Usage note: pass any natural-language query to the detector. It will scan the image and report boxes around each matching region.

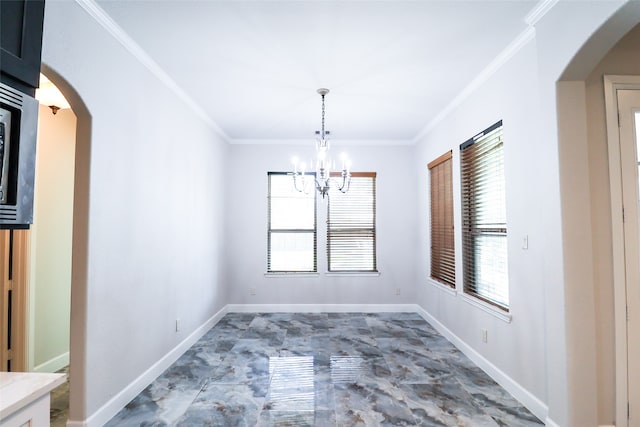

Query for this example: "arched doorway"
[556,6,640,426]
[37,64,92,426]
[31,72,76,426]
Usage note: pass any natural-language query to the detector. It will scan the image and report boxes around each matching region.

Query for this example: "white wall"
[415,38,547,405]
[540,2,639,425]
[557,22,640,425]
[35,0,640,425]
[41,1,229,424]
[585,25,640,423]
[30,105,76,373]
[413,1,635,426]
[226,143,417,306]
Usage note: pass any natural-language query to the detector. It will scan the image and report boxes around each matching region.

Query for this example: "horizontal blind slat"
[429,153,455,287]
[460,123,509,310]
[328,174,377,272]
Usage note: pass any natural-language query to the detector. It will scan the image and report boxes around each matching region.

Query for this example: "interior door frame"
[1,229,29,372]
[604,75,640,427]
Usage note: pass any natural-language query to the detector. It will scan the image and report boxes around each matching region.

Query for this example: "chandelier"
[291,88,351,199]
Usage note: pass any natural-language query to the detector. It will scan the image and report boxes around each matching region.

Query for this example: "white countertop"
[0,372,66,420]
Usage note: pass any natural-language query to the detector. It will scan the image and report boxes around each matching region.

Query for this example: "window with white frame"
[327,172,377,272]
[267,172,316,272]
[460,121,509,310]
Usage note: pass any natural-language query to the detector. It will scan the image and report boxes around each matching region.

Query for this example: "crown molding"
[230,138,415,146]
[413,0,559,143]
[525,0,560,26]
[75,0,559,147]
[74,0,230,142]
[412,26,535,143]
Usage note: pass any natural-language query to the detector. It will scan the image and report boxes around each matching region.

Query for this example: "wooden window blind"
[267,172,317,272]
[327,172,377,272]
[428,151,455,287]
[460,121,509,310]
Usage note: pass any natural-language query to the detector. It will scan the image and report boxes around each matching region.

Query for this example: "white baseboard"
[541,419,612,427]
[414,305,549,423]
[33,351,69,373]
[73,305,229,427]
[545,417,561,427]
[226,303,417,313]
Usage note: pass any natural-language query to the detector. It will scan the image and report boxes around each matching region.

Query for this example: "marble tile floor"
[103,312,543,426]
[50,365,69,427]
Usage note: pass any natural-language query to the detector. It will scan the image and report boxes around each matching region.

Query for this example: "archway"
[28,72,77,426]
[38,64,92,426]
[556,4,640,426]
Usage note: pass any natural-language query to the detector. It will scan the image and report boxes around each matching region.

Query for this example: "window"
[267,172,316,272]
[327,172,377,272]
[428,151,455,288]
[460,121,509,310]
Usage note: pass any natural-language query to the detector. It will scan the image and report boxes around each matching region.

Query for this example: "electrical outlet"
[249,287,256,296]
[395,288,401,296]
[175,319,180,332]
[482,329,488,343]
[522,235,529,250]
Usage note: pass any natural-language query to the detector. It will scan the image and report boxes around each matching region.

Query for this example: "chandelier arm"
[292,172,311,194]
[336,172,351,193]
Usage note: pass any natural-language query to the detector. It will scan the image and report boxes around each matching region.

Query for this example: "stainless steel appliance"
[0,82,38,228]
[0,107,11,204]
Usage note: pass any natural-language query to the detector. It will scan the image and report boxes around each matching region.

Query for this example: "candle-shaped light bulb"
[318,150,326,170]
[346,159,352,172]
[301,162,306,175]
[341,152,347,170]
[292,156,299,173]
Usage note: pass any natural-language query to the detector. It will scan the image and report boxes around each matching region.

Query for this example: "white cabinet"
[0,372,65,427]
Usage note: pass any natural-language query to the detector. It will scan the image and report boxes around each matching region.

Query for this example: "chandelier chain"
[321,93,325,138]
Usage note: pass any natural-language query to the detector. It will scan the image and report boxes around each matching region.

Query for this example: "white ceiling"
[95,0,539,144]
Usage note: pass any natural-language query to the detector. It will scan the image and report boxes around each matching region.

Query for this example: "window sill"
[460,293,512,323]
[427,278,457,296]
[264,272,320,278]
[325,271,381,277]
